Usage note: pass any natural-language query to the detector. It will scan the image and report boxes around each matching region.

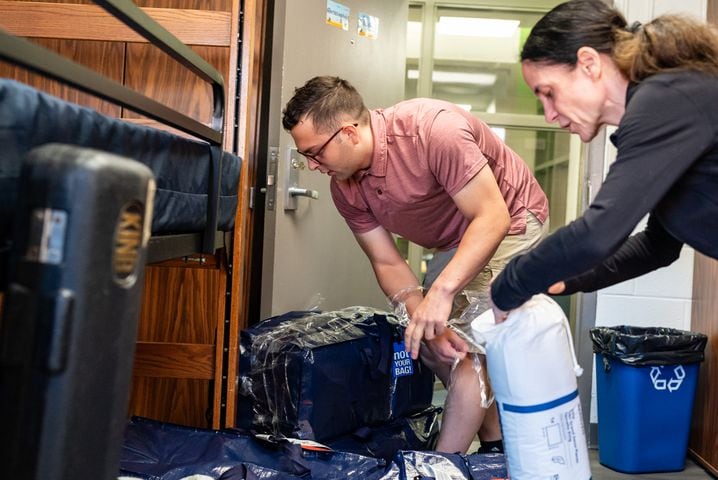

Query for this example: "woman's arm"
[491,76,713,310]
[561,214,682,294]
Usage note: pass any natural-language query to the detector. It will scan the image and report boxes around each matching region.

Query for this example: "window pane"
[502,126,572,232]
[405,4,423,99]
[429,7,545,115]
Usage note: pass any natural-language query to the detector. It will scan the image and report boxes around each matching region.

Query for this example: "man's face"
[290,116,361,181]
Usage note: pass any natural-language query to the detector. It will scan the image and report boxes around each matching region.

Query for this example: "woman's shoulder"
[636,70,717,98]
[627,70,718,115]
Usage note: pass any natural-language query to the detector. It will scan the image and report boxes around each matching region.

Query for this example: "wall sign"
[326,0,349,31]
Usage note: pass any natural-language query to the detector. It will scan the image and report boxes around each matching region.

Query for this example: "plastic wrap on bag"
[389,451,507,480]
[389,288,495,409]
[236,307,435,441]
[590,325,708,366]
[325,405,441,462]
[119,416,388,480]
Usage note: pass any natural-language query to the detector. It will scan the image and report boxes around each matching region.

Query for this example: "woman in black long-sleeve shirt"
[491,0,718,315]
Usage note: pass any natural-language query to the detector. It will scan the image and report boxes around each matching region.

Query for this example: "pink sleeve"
[330,179,380,234]
[424,110,487,196]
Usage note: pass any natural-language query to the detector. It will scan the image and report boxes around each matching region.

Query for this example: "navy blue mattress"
[0,79,240,237]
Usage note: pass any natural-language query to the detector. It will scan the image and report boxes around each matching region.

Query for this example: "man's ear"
[576,46,602,79]
[344,123,361,145]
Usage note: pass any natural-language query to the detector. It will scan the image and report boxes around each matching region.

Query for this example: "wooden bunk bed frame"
[0,0,259,430]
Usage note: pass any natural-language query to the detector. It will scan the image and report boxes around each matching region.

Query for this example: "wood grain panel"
[0,39,124,116]
[138,264,223,344]
[138,0,231,11]
[688,252,718,476]
[134,341,215,379]
[226,0,267,428]
[128,377,211,427]
[123,43,229,125]
[133,259,227,428]
[19,0,91,4]
[0,2,231,46]
[15,0,231,9]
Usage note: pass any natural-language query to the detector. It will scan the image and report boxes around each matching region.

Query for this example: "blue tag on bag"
[392,341,414,378]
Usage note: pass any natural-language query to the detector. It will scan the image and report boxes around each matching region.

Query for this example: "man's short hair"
[282,76,367,132]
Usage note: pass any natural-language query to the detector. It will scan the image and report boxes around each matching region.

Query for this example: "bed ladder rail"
[0,0,225,255]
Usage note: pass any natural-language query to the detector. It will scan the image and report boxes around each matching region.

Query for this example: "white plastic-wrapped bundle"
[472,295,591,480]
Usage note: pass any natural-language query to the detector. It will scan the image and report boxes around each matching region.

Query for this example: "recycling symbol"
[650,365,685,392]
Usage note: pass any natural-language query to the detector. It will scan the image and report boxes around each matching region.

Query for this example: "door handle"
[288,187,319,199]
[285,148,320,210]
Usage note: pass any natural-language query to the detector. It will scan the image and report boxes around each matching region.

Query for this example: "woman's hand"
[491,304,509,324]
[547,281,566,295]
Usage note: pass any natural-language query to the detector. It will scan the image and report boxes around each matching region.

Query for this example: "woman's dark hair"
[522,0,718,81]
[282,76,368,133]
[521,0,625,66]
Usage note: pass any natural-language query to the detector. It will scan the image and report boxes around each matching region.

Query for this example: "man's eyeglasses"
[297,123,358,162]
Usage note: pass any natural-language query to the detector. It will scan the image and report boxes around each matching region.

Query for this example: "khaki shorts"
[423,211,549,348]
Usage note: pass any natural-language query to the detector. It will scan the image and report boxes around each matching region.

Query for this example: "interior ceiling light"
[437,17,520,38]
[406,69,496,86]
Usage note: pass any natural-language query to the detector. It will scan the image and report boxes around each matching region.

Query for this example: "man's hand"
[423,330,469,364]
[404,288,453,359]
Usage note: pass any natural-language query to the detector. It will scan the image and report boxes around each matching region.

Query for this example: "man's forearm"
[372,261,423,314]
[430,213,508,298]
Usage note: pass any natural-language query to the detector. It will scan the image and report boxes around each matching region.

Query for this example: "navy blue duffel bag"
[119,416,388,480]
[324,405,441,462]
[236,307,435,442]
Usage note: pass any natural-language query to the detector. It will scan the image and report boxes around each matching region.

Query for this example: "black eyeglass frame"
[296,123,359,162]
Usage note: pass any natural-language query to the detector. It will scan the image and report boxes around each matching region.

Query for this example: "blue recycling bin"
[592,326,707,474]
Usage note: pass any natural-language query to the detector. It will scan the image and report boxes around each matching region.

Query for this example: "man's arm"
[355,225,475,363]
[404,165,510,359]
[354,225,424,313]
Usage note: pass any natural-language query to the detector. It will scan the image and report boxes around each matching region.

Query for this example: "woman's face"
[522,60,607,142]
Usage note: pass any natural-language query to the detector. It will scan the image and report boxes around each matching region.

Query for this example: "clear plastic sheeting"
[236,307,435,442]
[590,325,708,366]
[119,417,508,480]
[325,405,441,462]
[389,289,495,410]
[386,451,508,480]
[388,287,492,353]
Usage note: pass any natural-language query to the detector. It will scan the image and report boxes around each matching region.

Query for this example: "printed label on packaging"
[392,341,414,378]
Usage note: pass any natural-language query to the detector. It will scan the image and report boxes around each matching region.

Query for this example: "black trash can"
[590,326,707,474]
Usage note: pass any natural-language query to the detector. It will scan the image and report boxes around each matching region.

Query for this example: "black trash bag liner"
[324,405,441,462]
[119,416,387,480]
[590,325,707,366]
[388,451,507,480]
[237,307,435,441]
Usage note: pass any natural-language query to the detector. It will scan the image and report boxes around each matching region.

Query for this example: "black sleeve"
[491,79,713,311]
[561,214,683,294]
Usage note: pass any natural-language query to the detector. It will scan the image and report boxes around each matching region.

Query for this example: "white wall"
[589,0,706,423]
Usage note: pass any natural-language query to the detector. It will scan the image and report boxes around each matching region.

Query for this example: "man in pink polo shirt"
[282,76,549,454]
